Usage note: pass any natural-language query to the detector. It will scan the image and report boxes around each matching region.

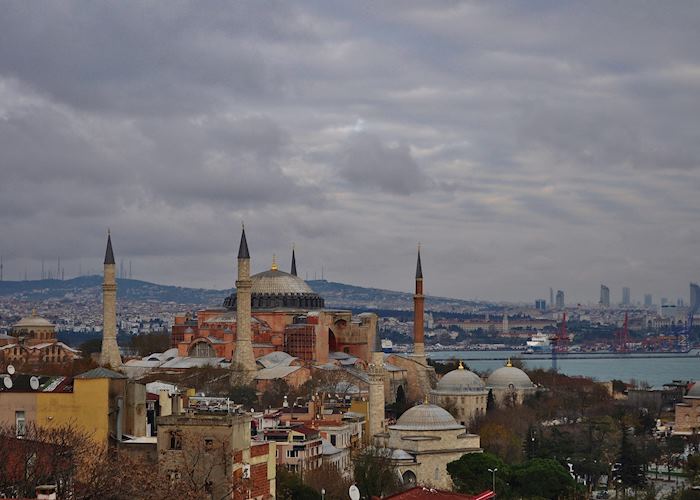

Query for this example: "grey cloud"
[1,1,700,302]
[335,132,430,195]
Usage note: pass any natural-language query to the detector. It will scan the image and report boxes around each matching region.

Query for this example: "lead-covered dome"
[390,403,464,431]
[686,383,700,399]
[433,364,486,394]
[13,313,54,329]
[487,364,534,389]
[223,268,324,310]
[251,269,315,295]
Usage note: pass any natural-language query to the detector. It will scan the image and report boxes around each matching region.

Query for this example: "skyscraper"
[600,285,610,307]
[691,283,700,314]
[644,294,652,307]
[550,288,554,310]
[622,287,630,306]
[555,290,565,309]
[535,299,546,311]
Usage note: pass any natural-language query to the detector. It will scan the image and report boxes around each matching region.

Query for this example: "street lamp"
[321,488,325,500]
[488,468,498,493]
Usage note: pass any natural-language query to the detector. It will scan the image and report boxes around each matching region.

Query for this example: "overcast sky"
[1,1,699,304]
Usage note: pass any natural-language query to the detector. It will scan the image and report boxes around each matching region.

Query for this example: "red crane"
[615,312,629,352]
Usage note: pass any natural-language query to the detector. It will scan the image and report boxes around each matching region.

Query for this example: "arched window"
[190,341,215,358]
[402,470,417,486]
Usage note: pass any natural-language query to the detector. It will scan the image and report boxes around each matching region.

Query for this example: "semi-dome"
[487,362,534,389]
[433,363,486,394]
[390,403,464,431]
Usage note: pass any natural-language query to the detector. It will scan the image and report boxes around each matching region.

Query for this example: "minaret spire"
[100,230,122,368]
[104,230,115,265]
[290,245,297,276]
[238,223,250,259]
[415,243,423,279]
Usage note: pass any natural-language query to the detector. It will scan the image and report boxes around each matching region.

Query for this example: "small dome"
[390,403,464,431]
[687,383,700,399]
[487,365,534,389]
[251,269,315,295]
[13,314,54,329]
[434,364,486,394]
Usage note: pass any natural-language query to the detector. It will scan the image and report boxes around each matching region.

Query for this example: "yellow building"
[0,367,146,446]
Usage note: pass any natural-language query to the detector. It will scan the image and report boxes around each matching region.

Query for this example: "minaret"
[232,226,256,378]
[290,245,297,276]
[100,231,122,368]
[413,245,425,359]
[368,327,385,441]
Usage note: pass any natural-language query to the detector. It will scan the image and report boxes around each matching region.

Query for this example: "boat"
[381,339,394,353]
[524,332,553,353]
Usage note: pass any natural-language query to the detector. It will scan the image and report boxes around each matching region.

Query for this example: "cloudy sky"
[1,1,699,304]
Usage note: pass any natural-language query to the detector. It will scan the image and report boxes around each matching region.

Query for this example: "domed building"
[0,311,79,368]
[171,238,378,369]
[486,359,537,406]
[429,362,488,425]
[383,402,482,489]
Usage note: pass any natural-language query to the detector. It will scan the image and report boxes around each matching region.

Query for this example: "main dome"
[223,268,324,310]
[390,403,464,431]
[251,269,315,295]
[433,365,486,394]
[487,366,534,389]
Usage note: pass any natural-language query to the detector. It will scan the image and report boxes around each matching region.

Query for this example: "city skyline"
[1,2,700,303]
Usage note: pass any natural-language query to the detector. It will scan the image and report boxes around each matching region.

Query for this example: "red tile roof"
[379,487,495,500]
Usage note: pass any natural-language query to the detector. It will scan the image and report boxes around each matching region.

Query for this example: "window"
[16,411,26,437]
[169,430,182,450]
[204,438,214,451]
[330,435,336,446]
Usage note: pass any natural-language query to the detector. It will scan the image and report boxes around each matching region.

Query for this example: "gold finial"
[458,360,464,370]
[423,394,429,405]
[271,254,278,271]
[32,308,37,316]
[506,358,513,368]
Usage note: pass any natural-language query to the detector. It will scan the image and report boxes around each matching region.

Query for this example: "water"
[428,350,700,387]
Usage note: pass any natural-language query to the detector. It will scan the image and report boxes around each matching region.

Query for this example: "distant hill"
[0,276,481,312]
[0,276,230,305]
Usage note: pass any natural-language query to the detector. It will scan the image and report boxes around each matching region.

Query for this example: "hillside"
[0,276,480,312]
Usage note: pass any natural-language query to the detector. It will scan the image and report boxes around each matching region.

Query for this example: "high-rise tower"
[368,326,385,440]
[232,226,256,378]
[100,231,122,367]
[413,246,425,359]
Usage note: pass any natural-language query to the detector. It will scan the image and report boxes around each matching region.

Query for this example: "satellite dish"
[30,377,40,391]
[6,365,15,375]
[349,485,360,500]
[2,377,12,389]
